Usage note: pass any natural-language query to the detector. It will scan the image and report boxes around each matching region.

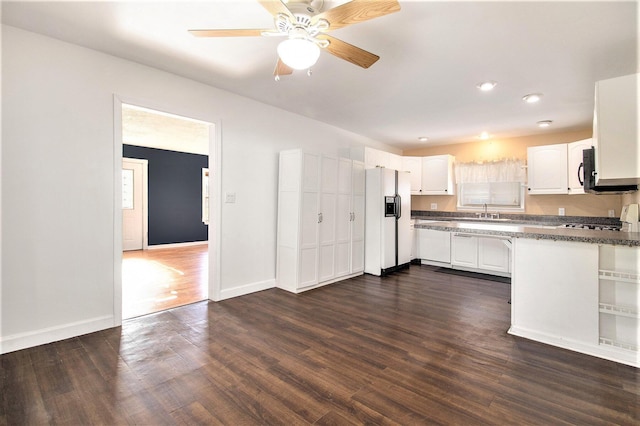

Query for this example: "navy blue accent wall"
[123,145,208,246]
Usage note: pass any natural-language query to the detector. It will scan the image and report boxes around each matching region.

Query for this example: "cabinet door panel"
[299,247,318,287]
[418,229,451,263]
[351,240,365,273]
[335,242,350,277]
[300,192,319,248]
[478,238,510,273]
[352,194,365,243]
[527,144,568,194]
[319,193,336,245]
[451,234,478,268]
[318,244,335,282]
[302,152,320,192]
[402,157,423,194]
[421,155,454,195]
[338,158,352,194]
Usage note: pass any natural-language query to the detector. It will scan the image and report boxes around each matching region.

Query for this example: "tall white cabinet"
[335,158,365,278]
[277,150,364,293]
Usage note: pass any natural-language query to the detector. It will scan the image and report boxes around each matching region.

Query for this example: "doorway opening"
[120,103,212,319]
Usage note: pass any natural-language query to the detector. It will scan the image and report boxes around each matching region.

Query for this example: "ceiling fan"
[189,0,401,78]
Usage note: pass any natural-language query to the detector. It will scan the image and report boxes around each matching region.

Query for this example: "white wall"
[0,25,393,353]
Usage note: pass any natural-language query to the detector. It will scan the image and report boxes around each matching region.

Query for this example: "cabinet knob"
[528,188,531,191]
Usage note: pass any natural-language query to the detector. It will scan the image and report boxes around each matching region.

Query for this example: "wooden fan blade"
[314,0,400,31]
[258,0,293,18]
[189,29,270,37]
[317,34,379,69]
[274,58,294,76]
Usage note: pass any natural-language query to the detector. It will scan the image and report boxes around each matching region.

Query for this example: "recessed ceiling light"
[418,136,429,142]
[478,131,491,140]
[523,93,543,103]
[537,120,553,128]
[477,81,497,91]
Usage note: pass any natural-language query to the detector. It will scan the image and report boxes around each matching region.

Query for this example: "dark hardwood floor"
[2,265,638,425]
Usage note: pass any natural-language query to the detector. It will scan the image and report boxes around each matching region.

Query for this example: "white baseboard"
[217,278,276,301]
[278,272,364,294]
[508,326,639,368]
[147,240,208,250]
[0,315,115,355]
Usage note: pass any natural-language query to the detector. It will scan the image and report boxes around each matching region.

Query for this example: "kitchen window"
[457,181,524,210]
[455,159,526,211]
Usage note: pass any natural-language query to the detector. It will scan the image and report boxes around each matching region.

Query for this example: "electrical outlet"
[430,203,438,210]
[225,192,236,203]
[608,209,616,217]
[558,207,565,216]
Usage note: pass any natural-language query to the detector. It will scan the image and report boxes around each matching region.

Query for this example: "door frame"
[122,157,149,251]
[113,94,222,326]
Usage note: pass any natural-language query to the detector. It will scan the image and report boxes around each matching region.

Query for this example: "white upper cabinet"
[421,154,455,195]
[402,156,423,194]
[350,146,390,169]
[567,138,592,194]
[527,144,569,194]
[388,153,403,171]
[593,73,640,185]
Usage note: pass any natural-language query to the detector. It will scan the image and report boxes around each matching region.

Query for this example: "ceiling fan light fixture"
[537,120,553,128]
[418,137,429,142]
[277,38,320,70]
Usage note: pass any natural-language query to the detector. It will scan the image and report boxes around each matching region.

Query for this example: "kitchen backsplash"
[411,192,624,218]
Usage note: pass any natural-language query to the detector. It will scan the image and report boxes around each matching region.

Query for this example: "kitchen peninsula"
[414,214,640,368]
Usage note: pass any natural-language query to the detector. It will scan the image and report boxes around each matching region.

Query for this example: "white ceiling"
[2,1,638,150]
[122,104,210,155]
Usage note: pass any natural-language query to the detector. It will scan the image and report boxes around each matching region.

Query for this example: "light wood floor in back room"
[122,244,208,319]
[1,265,638,424]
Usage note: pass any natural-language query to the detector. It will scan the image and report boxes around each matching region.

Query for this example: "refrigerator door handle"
[395,195,401,219]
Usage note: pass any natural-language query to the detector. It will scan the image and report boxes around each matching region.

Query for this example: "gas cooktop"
[558,223,621,231]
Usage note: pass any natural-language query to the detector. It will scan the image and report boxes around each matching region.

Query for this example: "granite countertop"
[414,220,640,247]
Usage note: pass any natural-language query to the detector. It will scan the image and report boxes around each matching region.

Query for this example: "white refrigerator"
[364,168,411,276]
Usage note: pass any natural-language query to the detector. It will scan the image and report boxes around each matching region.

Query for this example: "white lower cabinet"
[478,237,511,274]
[511,239,599,350]
[417,229,451,266]
[509,239,640,368]
[451,234,478,269]
[450,233,510,276]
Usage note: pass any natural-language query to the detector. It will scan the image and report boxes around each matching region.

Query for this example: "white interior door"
[122,158,148,251]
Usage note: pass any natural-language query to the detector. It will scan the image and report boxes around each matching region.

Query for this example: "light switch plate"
[558,207,565,216]
[225,192,236,203]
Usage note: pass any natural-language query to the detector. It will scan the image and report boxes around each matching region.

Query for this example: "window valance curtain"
[454,159,526,184]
